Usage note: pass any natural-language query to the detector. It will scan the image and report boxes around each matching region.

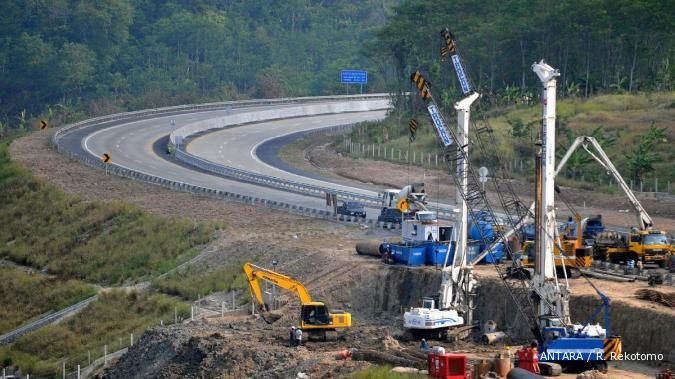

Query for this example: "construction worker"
[295,327,303,347]
[289,326,296,347]
[420,338,429,352]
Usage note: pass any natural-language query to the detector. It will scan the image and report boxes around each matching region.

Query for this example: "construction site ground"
[9,131,674,378]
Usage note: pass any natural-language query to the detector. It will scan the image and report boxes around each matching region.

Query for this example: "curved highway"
[186,111,385,195]
[61,99,395,218]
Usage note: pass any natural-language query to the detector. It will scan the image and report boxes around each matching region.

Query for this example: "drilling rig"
[405,29,621,371]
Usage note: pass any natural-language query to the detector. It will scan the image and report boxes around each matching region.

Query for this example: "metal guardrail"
[54,148,342,220]
[50,94,457,226]
[0,295,98,346]
[173,130,459,219]
[173,130,383,206]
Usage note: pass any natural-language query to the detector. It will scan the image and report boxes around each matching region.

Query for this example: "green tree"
[624,124,667,186]
[56,43,96,95]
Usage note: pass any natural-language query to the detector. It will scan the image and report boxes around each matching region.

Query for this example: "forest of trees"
[1,0,673,131]
[0,0,395,129]
[370,0,674,108]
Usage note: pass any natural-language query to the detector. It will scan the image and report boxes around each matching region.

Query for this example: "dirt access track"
[10,132,675,378]
[281,134,675,232]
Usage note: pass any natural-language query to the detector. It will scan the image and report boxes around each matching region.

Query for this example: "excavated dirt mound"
[100,319,395,379]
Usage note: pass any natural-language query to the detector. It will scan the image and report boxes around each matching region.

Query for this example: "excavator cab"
[300,302,331,325]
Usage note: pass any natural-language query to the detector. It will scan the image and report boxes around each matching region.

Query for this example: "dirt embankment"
[99,264,672,378]
[283,135,675,231]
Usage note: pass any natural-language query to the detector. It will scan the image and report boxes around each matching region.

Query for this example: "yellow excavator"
[243,263,352,340]
[522,213,594,278]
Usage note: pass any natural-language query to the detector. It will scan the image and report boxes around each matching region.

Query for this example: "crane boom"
[244,263,313,310]
[556,136,653,230]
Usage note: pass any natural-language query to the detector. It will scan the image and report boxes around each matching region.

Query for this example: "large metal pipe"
[355,240,384,257]
[481,331,508,344]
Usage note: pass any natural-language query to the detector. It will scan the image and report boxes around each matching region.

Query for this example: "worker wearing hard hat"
[289,326,296,347]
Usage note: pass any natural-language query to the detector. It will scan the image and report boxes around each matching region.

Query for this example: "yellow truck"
[556,136,671,267]
[243,263,352,340]
[594,229,671,267]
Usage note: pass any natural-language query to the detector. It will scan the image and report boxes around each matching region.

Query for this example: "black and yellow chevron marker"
[410,71,431,100]
[101,152,112,163]
[440,28,457,58]
[408,119,418,142]
[603,337,622,360]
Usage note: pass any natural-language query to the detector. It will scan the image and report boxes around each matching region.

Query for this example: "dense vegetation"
[370,0,674,109]
[0,268,95,334]
[0,290,190,377]
[0,0,395,131]
[0,135,218,285]
[339,92,674,190]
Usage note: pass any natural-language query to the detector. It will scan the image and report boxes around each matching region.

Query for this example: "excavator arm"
[243,262,313,312]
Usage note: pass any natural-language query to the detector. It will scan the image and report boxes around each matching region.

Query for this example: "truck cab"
[629,230,670,266]
[401,211,454,243]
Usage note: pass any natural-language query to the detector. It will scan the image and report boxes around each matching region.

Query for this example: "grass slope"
[339,92,674,190]
[152,262,248,301]
[0,134,218,285]
[0,267,95,334]
[0,290,190,377]
[0,132,219,377]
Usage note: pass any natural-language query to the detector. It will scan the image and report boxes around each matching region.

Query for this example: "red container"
[428,353,466,379]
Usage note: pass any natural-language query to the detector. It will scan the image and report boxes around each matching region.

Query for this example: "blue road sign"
[340,70,368,84]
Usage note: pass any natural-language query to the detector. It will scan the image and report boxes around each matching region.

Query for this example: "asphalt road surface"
[186,111,386,195]
[65,100,394,218]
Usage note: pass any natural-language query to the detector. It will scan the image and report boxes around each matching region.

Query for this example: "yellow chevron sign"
[410,71,431,100]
